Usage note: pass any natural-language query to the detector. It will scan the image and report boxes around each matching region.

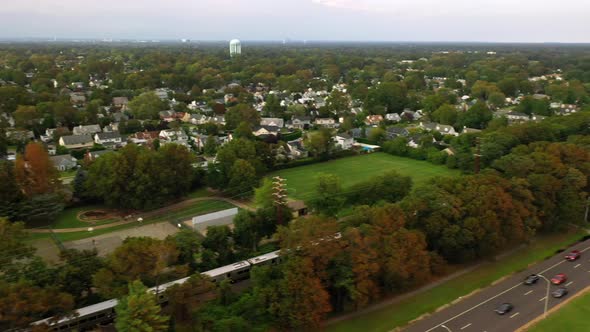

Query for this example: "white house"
[314,118,337,128]
[94,132,122,145]
[252,126,279,137]
[260,117,285,128]
[385,113,402,122]
[334,133,354,150]
[159,129,189,142]
[73,124,101,136]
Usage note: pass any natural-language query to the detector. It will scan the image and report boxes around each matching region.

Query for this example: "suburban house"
[159,110,184,122]
[252,125,279,137]
[85,150,111,161]
[531,114,547,122]
[102,123,119,132]
[420,122,458,136]
[73,124,101,136]
[112,97,129,110]
[556,104,579,116]
[159,130,190,147]
[407,134,433,149]
[210,115,226,126]
[59,135,94,149]
[334,133,354,150]
[129,131,160,145]
[50,155,78,171]
[70,92,86,106]
[260,117,285,128]
[182,113,210,125]
[506,111,530,122]
[288,116,311,130]
[385,113,402,122]
[154,88,170,100]
[314,118,337,128]
[461,126,481,134]
[94,132,123,146]
[365,115,384,126]
[6,129,34,142]
[386,127,409,139]
[41,127,70,142]
[286,138,309,159]
[401,109,423,121]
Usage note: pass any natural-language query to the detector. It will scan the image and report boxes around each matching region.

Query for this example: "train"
[31,250,281,331]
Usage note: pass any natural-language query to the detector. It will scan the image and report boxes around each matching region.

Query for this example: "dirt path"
[28,196,254,233]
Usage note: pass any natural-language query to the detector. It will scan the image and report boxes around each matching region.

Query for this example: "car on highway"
[552,287,568,298]
[523,274,540,285]
[565,250,581,261]
[494,303,514,315]
[551,273,567,285]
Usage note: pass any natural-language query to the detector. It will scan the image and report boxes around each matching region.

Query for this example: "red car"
[551,273,567,285]
[565,250,581,261]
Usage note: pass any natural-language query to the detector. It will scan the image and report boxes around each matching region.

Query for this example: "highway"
[403,238,590,332]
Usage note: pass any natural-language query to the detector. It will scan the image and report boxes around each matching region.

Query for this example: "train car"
[31,299,118,331]
[148,276,191,303]
[247,250,281,267]
[202,260,251,283]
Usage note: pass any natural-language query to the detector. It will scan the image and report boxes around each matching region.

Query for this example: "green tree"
[93,237,179,298]
[203,135,218,156]
[457,101,493,129]
[115,280,169,332]
[431,104,458,125]
[225,104,260,130]
[304,128,334,159]
[227,159,258,197]
[0,218,34,269]
[309,173,345,217]
[128,92,167,120]
[233,121,255,140]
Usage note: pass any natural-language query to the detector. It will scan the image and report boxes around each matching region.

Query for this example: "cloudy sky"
[1,0,588,42]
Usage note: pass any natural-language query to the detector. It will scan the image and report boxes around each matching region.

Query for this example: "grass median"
[324,229,587,332]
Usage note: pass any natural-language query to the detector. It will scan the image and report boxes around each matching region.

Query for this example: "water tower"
[229,39,241,57]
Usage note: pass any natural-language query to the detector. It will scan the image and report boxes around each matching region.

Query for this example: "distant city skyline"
[1,0,589,43]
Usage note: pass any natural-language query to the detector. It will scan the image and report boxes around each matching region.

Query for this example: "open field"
[324,229,587,332]
[63,222,182,257]
[270,153,460,200]
[528,288,590,332]
[53,205,120,229]
[27,199,236,250]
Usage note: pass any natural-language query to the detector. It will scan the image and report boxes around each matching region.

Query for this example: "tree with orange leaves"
[14,142,59,197]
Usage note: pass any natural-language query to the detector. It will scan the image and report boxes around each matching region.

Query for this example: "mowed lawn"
[270,153,459,200]
[528,289,590,332]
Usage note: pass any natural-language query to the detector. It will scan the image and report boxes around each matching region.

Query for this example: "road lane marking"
[575,263,581,268]
[460,323,472,330]
[524,290,533,295]
[539,296,547,302]
[566,281,574,286]
[424,243,590,332]
[510,312,520,318]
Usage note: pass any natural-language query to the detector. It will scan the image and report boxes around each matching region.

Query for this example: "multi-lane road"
[404,238,590,332]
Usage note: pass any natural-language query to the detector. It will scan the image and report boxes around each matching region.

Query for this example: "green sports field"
[528,289,590,332]
[270,153,459,200]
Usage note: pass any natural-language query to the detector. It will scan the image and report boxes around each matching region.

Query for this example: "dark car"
[524,274,540,285]
[494,303,514,315]
[565,250,581,261]
[552,287,568,298]
[551,273,567,285]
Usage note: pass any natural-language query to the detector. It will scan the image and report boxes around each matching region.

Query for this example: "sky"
[1,0,589,42]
